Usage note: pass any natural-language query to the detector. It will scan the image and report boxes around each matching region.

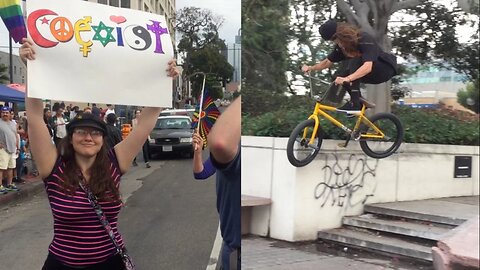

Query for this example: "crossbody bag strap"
[77,174,125,257]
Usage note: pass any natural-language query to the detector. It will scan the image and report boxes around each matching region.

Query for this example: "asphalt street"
[0,152,219,270]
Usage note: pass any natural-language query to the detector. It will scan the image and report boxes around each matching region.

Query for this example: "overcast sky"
[176,0,241,44]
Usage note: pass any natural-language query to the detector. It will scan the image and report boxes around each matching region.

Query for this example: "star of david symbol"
[92,21,116,47]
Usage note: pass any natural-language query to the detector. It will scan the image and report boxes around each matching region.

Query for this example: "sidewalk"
[0,174,44,206]
[242,236,433,270]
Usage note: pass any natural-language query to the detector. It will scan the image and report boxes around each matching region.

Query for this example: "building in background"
[226,32,241,83]
[0,52,24,84]
[399,65,472,112]
[223,31,241,96]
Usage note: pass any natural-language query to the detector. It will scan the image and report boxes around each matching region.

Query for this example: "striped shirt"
[44,149,124,267]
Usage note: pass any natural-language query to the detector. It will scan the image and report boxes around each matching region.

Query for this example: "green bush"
[242,104,479,145]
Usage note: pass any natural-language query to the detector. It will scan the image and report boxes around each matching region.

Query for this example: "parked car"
[148,115,194,158]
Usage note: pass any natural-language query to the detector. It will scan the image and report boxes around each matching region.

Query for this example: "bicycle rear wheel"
[286,119,323,167]
[359,113,403,159]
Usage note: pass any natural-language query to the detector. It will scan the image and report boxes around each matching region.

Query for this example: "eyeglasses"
[73,128,103,138]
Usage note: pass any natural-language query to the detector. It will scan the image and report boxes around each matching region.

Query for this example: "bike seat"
[360,97,376,108]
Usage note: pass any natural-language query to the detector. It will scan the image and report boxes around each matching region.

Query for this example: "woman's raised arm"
[21,38,58,179]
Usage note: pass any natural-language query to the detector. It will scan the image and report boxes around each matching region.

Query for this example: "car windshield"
[154,118,192,129]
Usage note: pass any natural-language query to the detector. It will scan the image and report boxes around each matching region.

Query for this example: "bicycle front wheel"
[359,113,404,159]
[286,119,323,167]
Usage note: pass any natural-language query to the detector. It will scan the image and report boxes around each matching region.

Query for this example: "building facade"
[226,36,241,83]
[400,65,467,99]
[0,51,25,84]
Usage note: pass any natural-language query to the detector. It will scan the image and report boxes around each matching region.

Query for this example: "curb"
[0,179,45,206]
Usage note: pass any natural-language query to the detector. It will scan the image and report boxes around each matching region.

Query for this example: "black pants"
[134,140,150,163]
[341,57,396,89]
[41,253,125,270]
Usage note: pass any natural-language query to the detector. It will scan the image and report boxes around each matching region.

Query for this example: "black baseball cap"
[319,20,337,41]
[67,113,107,135]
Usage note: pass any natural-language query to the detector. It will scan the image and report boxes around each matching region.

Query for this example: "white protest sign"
[26,0,174,107]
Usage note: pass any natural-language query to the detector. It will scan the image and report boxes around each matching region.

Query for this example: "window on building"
[98,0,107,4]
[110,0,119,7]
[121,0,130,8]
[138,0,142,10]
[14,66,16,75]
[440,76,452,82]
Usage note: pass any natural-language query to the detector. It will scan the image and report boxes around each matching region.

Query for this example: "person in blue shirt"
[207,97,241,270]
[192,132,216,180]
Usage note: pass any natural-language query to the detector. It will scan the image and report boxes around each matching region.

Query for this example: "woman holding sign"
[20,38,178,270]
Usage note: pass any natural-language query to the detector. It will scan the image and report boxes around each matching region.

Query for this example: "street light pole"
[9,34,13,83]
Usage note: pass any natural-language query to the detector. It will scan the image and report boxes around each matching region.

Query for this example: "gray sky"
[176,0,241,44]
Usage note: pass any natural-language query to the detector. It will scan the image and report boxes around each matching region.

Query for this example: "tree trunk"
[366,82,391,114]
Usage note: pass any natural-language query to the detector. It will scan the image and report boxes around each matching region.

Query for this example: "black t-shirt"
[327,32,397,73]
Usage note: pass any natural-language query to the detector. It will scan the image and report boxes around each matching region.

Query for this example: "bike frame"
[304,101,386,146]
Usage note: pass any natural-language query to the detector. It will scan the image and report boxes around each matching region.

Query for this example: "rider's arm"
[307,58,333,72]
[347,61,373,82]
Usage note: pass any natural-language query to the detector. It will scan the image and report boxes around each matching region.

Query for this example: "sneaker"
[0,185,7,194]
[336,101,362,114]
[5,184,19,192]
[145,162,151,168]
[14,178,26,184]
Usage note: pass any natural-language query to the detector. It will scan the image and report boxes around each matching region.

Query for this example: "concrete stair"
[317,200,466,263]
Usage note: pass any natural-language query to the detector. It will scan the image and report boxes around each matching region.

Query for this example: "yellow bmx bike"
[286,76,404,167]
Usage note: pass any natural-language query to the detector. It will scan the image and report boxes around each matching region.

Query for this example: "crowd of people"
[0,106,29,194]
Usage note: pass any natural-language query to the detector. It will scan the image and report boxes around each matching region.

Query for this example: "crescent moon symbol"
[27,9,59,48]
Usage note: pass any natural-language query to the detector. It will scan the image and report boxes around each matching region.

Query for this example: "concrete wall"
[241,136,480,242]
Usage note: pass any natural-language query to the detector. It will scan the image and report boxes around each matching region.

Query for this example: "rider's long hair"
[333,22,361,57]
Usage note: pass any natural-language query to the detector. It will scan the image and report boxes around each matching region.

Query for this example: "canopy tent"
[7,83,25,92]
[0,84,25,103]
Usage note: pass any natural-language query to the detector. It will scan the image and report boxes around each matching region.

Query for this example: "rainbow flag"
[191,89,221,149]
[0,0,27,43]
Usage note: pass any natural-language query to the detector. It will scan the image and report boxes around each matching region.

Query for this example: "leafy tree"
[0,62,9,84]
[176,7,233,100]
[457,82,479,113]
[242,0,291,115]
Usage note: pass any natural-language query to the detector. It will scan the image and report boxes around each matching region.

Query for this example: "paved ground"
[242,196,480,270]
[242,236,433,270]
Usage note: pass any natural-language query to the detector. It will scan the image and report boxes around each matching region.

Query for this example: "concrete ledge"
[242,195,272,235]
[241,195,272,207]
[364,200,477,226]
[433,216,480,270]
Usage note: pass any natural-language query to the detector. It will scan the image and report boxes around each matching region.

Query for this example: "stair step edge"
[318,229,433,261]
